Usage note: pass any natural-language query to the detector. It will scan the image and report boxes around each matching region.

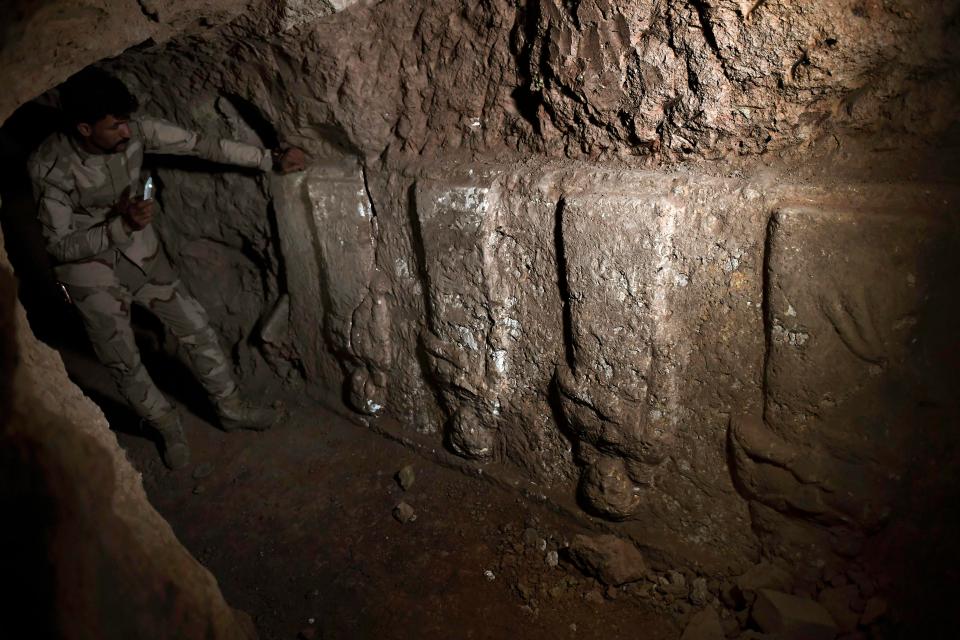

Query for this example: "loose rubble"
[392,501,416,523]
[396,465,416,491]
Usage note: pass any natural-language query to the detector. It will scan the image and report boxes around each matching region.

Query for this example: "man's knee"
[142,283,212,338]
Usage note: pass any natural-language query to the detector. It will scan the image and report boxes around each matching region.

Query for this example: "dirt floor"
[59,342,682,640]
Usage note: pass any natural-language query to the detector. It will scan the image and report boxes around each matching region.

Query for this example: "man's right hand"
[113,188,154,232]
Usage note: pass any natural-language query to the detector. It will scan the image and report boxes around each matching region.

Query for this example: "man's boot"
[216,392,280,432]
[147,410,190,470]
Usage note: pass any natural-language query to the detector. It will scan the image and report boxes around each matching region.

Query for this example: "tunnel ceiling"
[5,0,960,168]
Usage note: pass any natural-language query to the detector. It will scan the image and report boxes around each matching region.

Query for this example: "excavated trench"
[2,1,960,638]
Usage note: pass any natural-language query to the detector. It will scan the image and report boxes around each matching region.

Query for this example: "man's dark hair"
[59,67,139,126]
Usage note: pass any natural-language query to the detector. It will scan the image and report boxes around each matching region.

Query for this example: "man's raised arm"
[136,117,304,173]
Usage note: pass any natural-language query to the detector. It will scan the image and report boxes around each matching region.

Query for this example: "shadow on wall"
[730,205,960,636]
[0,99,79,346]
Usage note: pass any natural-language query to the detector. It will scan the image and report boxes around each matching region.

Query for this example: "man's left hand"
[273,147,306,174]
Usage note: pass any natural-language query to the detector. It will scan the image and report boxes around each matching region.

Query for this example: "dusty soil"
[62,344,680,640]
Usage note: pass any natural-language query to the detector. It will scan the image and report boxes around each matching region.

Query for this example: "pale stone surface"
[270,163,390,412]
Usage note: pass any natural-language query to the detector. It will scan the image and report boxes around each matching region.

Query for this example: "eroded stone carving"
[556,193,688,519]
[271,164,392,413]
[732,206,956,553]
[414,175,523,460]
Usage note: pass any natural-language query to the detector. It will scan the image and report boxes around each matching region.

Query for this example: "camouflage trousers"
[67,253,237,423]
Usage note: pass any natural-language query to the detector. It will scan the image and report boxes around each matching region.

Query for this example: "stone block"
[414,174,518,459]
[271,164,390,412]
[556,191,689,517]
[567,534,648,586]
[732,203,960,539]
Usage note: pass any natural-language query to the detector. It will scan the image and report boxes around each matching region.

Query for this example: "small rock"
[567,534,648,586]
[661,570,688,596]
[546,550,559,568]
[859,597,887,626]
[392,501,416,523]
[752,588,838,640]
[137,0,160,20]
[396,465,416,490]
[681,606,725,640]
[605,585,619,600]
[484,569,496,581]
[192,484,205,495]
[584,589,605,605]
[690,576,710,606]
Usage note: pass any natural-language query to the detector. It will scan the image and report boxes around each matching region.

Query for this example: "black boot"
[147,411,191,470]
[216,393,280,432]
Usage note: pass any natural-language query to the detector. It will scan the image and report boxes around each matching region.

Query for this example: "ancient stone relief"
[555,193,688,520]
[413,175,521,460]
[731,206,954,553]
[269,164,392,413]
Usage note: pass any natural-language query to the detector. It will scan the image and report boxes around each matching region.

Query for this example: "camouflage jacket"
[28,117,272,286]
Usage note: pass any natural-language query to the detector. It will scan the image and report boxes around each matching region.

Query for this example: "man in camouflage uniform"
[28,68,306,469]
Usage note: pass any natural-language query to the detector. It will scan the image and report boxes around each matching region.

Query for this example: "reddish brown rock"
[567,534,648,586]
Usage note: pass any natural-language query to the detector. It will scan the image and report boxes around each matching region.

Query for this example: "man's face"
[77,114,131,154]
